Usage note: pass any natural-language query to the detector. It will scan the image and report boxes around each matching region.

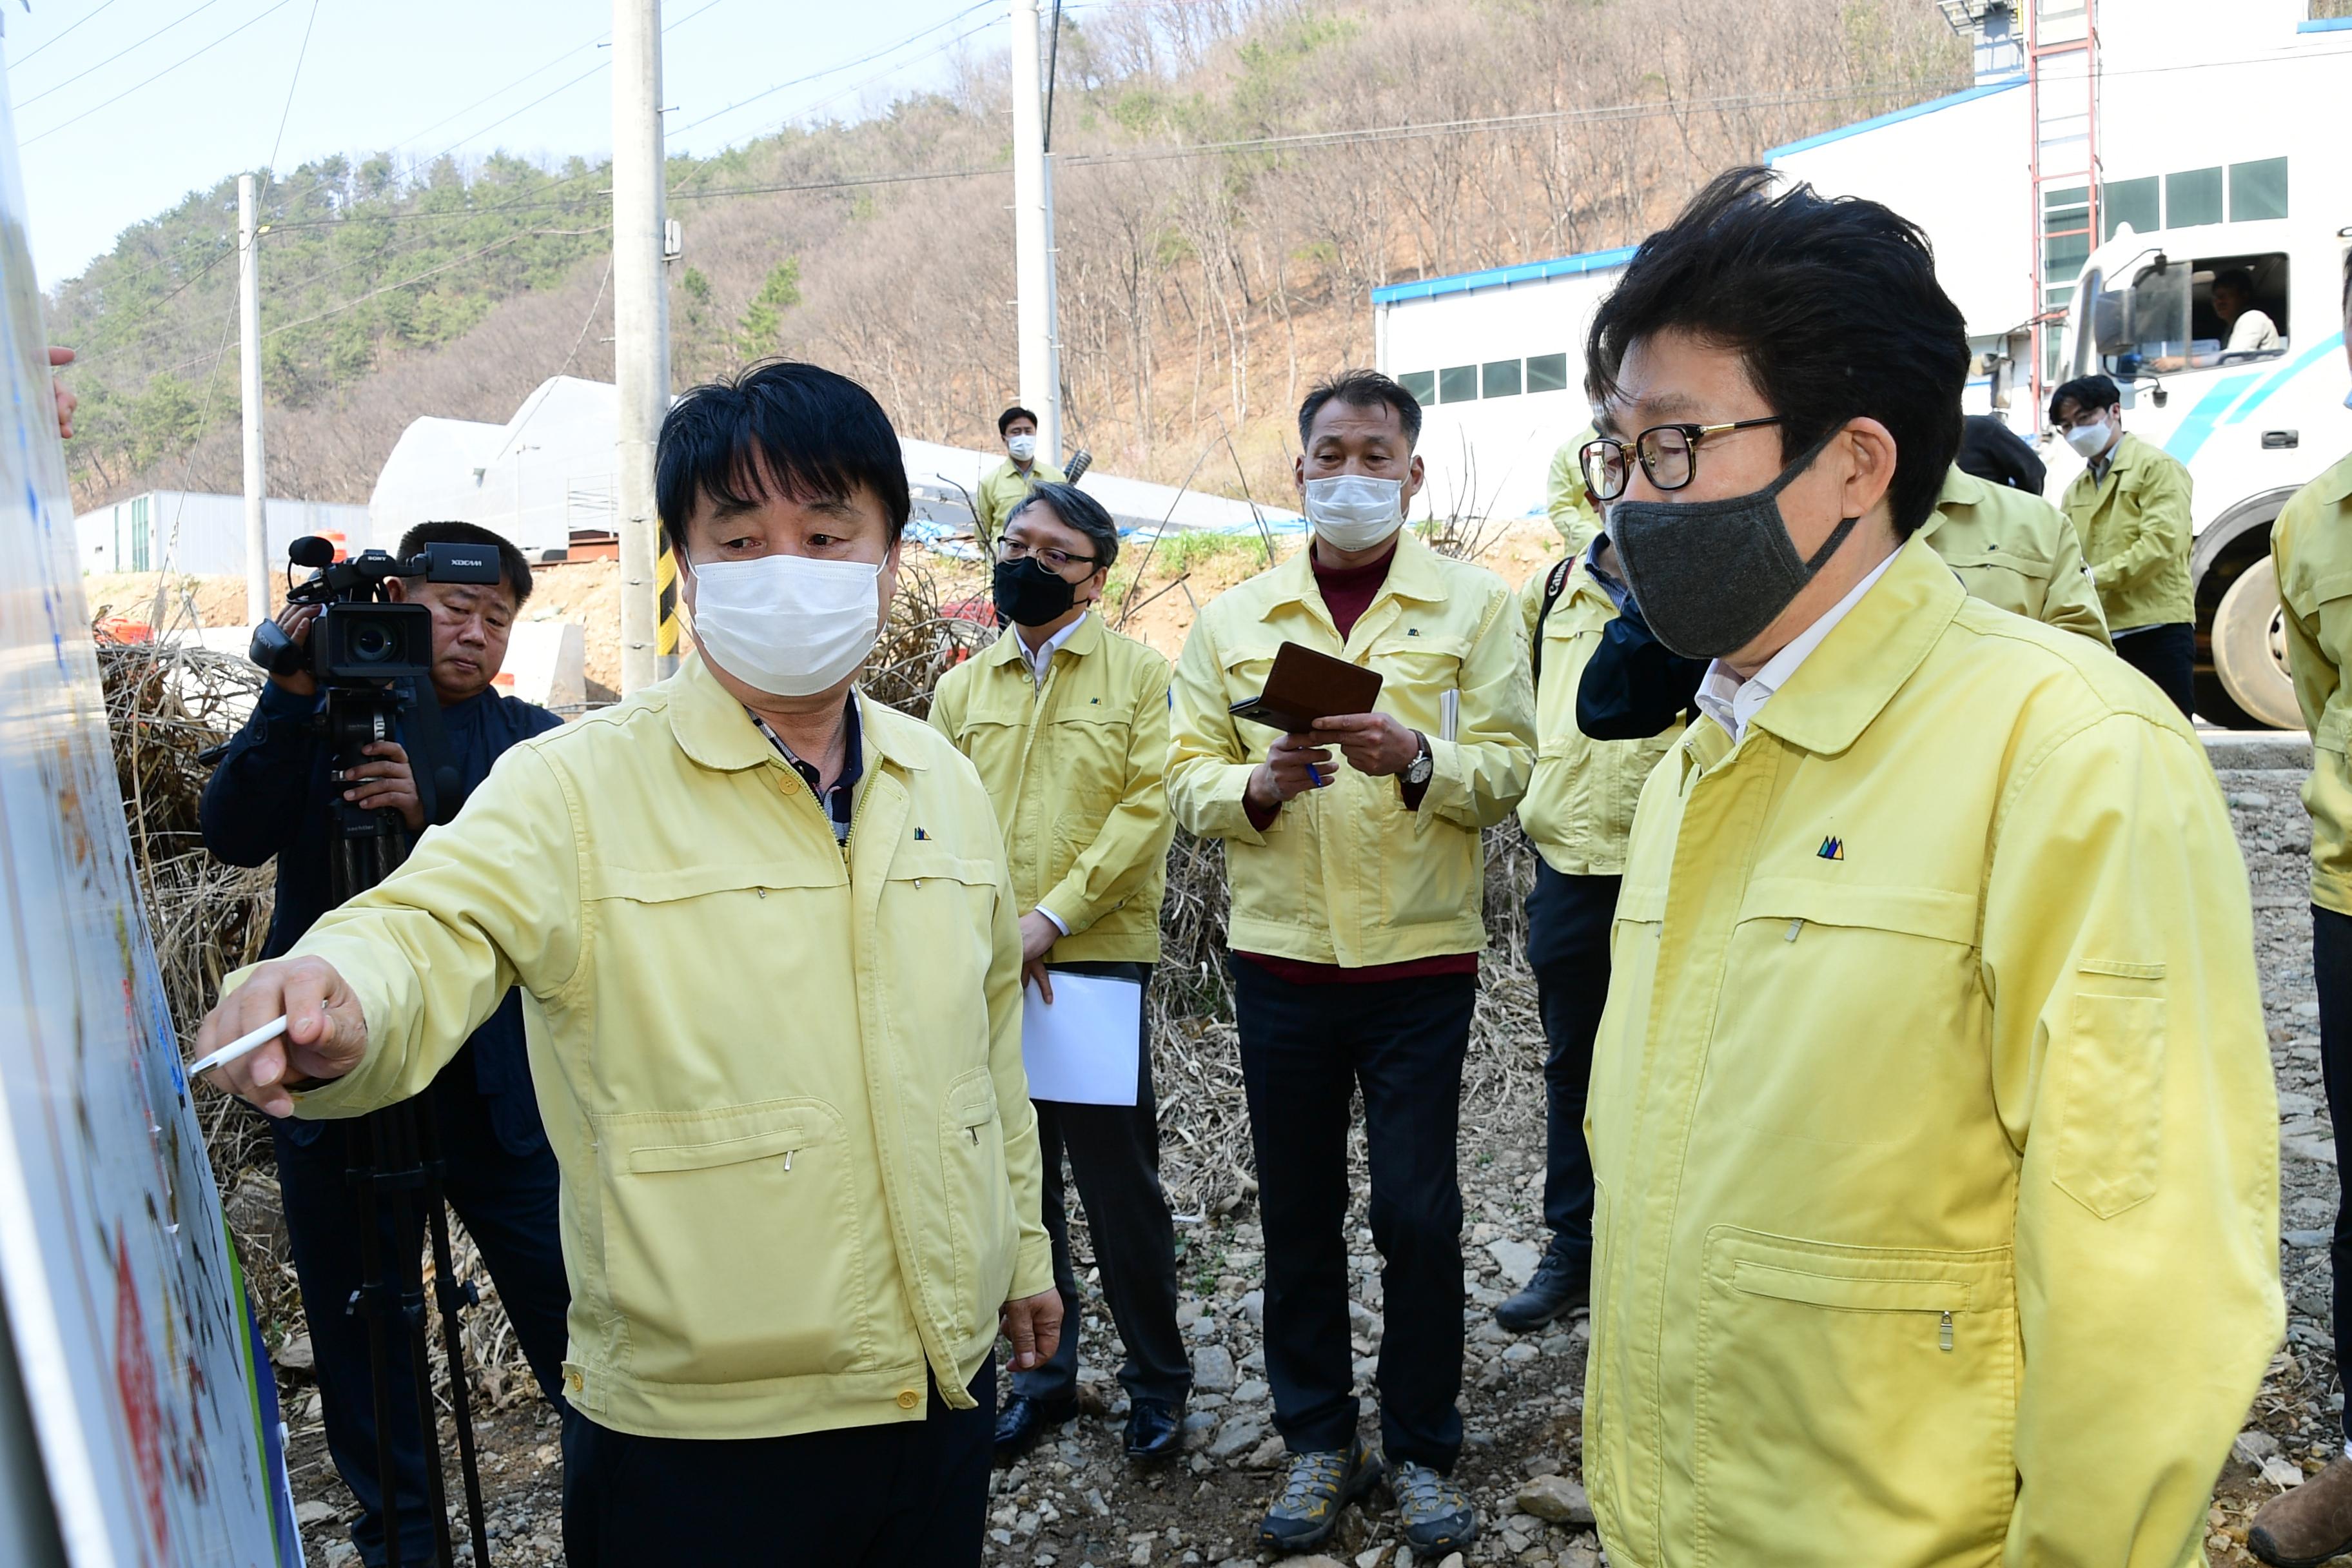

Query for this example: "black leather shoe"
[1494,1235,1589,1333]
[994,1393,1078,1464]
[1123,1398,1182,1460]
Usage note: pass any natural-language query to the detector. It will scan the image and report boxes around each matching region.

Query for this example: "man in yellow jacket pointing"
[1577,169,2279,1567]
[194,363,1058,1567]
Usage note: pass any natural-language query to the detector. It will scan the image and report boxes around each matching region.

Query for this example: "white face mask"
[2063,418,2112,460]
[1006,434,1037,462]
[687,554,882,699]
[1304,473,1406,552]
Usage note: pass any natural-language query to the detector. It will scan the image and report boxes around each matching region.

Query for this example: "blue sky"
[5,0,1015,288]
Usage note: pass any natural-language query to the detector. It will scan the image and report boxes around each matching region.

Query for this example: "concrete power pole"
[237,173,268,624]
[1009,0,1061,460]
[613,0,671,694]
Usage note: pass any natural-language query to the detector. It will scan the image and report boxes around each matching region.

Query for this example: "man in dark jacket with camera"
[200,520,569,1568]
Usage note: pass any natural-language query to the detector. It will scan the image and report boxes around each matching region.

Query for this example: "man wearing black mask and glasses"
[1572,168,2278,1567]
[928,482,1192,1465]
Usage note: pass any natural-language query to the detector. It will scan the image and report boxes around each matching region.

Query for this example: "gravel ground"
[281,743,2346,1568]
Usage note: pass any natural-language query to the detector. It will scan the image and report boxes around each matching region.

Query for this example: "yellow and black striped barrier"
[656,542,681,678]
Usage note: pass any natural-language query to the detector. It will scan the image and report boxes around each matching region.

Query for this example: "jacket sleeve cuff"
[1186,762,1274,845]
[1010,1235,1056,1302]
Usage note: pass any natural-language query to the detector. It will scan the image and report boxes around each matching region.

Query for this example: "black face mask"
[992,556,1080,628]
[1608,427,1857,661]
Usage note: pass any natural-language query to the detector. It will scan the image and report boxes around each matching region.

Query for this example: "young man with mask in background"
[1577,170,2278,1567]
[928,482,1193,1466]
[192,361,1059,1567]
[1168,370,1533,1557]
[2052,372,2197,714]
[2248,255,2352,1568]
[975,403,1068,544]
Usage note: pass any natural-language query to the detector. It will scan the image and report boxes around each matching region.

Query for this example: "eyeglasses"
[1578,417,1785,502]
[997,536,1099,574]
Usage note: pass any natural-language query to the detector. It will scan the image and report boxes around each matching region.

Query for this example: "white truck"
[2053,220,2351,727]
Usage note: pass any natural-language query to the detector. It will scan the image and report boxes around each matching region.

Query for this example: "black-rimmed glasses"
[997,537,1099,574]
[1579,417,1784,502]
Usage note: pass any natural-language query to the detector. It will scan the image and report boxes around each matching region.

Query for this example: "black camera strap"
[396,677,467,828]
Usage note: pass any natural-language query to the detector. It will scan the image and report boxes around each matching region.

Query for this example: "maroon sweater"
[1236,542,1477,986]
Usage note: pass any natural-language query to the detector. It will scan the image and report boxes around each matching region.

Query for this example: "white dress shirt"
[1017,611,1087,685]
[1695,547,1901,745]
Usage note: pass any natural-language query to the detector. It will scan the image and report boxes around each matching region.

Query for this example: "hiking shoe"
[1256,1437,1381,1554]
[1494,1235,1590,1333]
[1390,1458,1479,1553]
[2251,1455,2352,1565]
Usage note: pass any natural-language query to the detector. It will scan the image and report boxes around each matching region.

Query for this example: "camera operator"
[199,520,570,1568]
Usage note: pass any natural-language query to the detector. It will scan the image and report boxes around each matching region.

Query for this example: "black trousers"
[561,1357,995,1566]
[1231,957,1475,1471]
[2112,622,2196,718]
[1012,960,1191,1409]
[1526,864,1620,1259]
[274,1059,569,1568]
[2315,906,2352,1442]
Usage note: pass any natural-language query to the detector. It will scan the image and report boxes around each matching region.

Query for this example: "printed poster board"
[0,40,292,1568]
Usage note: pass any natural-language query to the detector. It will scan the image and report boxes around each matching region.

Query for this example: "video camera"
[249,534,503,683]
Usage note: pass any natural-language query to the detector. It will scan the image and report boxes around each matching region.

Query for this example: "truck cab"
[2055,219,2352,727]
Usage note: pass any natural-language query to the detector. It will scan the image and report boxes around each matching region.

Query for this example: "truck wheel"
[2210,557,2302,730]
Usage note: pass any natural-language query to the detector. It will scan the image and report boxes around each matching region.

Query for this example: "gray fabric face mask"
[1608,427,1857,661]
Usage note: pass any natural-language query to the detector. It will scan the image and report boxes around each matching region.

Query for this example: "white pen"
[184,1014,289,1080]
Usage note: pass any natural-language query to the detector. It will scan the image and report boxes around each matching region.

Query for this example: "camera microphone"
[289,535,337,569]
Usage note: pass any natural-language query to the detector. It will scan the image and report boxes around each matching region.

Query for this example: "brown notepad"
[1229,642,1385,734]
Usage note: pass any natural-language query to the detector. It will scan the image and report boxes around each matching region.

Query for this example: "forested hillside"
[51,0,1966,513]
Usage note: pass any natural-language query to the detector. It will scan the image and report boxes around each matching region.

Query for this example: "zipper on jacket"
[1784,919,1803,943]
[1938,1311,1954,1352]
[783,1149,794,1172]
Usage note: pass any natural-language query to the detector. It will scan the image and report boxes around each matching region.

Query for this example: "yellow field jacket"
[1166,531,1534,965]
[2061,433,2197,631]
[1586,536,2280,1568]
[265,657,1053,1440]
[2271,449,2352,917]
[1924,464,2112,646]
[928,611,1175,963]
[1516,560,1680,877]
[974,456,1068,541]
[1546,431,1602,553]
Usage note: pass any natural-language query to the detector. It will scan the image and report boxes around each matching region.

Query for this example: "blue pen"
[1306,763,1324,788]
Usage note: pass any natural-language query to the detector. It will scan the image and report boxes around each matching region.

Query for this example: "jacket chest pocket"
[595,1101,874,1387]
[1371,634,1471,732]
[884,851,1001,1068]
[1048,709,1133,845]
[1694,1230,2015,1566]
[941,1069,1018,1340]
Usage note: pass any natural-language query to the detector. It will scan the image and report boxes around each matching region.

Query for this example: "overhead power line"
[12,0,129,68]
[12,0,231,110]
[23,0,302,148]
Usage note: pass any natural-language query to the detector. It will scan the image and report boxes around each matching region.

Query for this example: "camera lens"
[350,623,393,663]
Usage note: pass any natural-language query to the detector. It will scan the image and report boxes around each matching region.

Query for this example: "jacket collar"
[1267,527,1451,612]
[1923,464,1986,532]
[978,606,1104,671]
[666,653,925,774]
[1745,531,1965,757]
[2314,451,2352,509]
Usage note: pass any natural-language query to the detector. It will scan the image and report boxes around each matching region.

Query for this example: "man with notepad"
[928,480,1192,1466]
[1167,370,1534,1558]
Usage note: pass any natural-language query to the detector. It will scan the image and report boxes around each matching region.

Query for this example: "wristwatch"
[1403,730,1434,787]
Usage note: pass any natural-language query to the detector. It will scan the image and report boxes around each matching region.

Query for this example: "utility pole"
[237,173,268,624]
[1009,0,1061,460]
[613,0,671,694]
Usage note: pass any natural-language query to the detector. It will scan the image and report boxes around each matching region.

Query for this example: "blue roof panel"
[1370,244,1638,306]
[1764,77,2024,162]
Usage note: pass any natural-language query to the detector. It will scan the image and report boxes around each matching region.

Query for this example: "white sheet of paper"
[1020,973,1143,1106]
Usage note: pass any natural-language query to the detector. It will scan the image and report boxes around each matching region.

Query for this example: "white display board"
[0,46,288,1568]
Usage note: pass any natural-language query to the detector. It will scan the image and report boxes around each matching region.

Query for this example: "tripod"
[324,680,493,1568]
